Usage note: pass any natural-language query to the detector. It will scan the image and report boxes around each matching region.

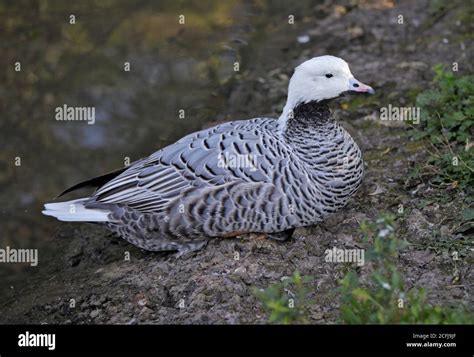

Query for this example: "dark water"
[0,0,317,291]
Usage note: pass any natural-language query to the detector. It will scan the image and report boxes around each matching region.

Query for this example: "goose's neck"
[279,100,335,139]
[279,100,347,175]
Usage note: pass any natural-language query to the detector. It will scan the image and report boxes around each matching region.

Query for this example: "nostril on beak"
[349,78,374,94]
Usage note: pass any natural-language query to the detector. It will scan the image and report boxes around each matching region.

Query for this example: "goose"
[43,55,374,255]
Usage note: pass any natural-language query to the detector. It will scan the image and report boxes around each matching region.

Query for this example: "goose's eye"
[325,73,333,78]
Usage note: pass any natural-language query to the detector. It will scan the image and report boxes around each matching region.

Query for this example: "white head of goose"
[279,55,374,127]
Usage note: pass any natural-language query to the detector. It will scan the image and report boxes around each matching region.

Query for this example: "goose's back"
[87,118,305,238]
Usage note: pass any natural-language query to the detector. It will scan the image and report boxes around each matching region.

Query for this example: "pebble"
[90,309,100,319]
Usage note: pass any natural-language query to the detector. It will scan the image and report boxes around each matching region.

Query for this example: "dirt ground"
[1,0,472,324]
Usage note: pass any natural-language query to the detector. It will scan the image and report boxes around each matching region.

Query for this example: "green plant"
[340,214,474,324]
[410,65,474,188]
[253,272,313,324]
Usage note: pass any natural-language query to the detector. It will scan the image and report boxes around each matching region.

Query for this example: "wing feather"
[89,119,281,213]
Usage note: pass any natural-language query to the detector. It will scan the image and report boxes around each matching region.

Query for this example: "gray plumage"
[43,55,373,255]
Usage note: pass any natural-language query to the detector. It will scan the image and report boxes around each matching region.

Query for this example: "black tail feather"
[57,167,127,198]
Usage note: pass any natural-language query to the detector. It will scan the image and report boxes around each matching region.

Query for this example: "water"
[0,0,317,296]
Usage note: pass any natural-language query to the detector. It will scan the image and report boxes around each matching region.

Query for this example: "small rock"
[90,295,107,307]
[90,309,101,319]
[229,295,241,305]
[297,35,310,44]
[234,266,247,275]
[139,306,153,319]
[347,26,364,39]
[440,225,451,238]
[369,183,386,196]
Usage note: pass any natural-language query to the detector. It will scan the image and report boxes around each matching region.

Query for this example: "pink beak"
[349,78,375,94]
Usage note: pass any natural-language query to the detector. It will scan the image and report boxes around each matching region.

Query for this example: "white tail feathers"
[42,198,111,222]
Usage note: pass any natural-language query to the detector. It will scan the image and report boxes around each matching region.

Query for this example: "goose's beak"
[348,77,375,94]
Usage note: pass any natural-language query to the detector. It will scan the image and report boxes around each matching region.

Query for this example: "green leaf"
[462,208,474,221]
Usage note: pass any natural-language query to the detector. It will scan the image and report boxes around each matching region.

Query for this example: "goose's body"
[43,56,374,254]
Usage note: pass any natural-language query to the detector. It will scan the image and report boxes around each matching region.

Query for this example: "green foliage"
[462,207,474,221]
[253,272,313,324]
[340,214,474,324]
[410,65,474,188]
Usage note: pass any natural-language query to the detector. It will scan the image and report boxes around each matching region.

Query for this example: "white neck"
[277,101,293,131]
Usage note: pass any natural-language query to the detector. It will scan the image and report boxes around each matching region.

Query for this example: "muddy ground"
[1,0,472,324]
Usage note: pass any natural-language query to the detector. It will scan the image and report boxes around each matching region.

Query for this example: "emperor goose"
[43,55,375,255]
